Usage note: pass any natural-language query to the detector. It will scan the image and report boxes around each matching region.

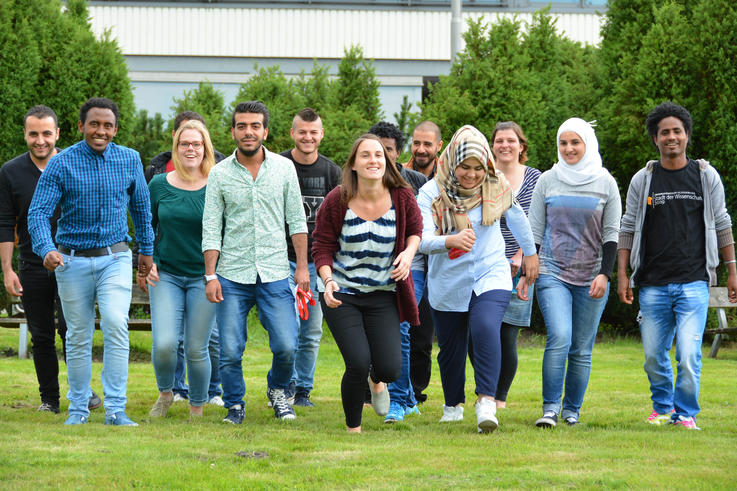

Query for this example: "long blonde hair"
[171,120,215,180]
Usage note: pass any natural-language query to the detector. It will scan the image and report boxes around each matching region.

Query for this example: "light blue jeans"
[638,281,709,419]
[55,249,132,418]
[536,274,608,419]
[149,271,216,406]
[288,261,323,393]
[388,269,424,408]
[172,321,222,399]
[217,275,299,408]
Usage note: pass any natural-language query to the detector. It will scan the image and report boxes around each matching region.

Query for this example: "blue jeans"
[638,281,709,419]
[388,269,425,408]
[172,321,222,399]
[55,248,132,417]
[217,275,299,408]
[149,271,216,406]
[536,274,608,419]
[288,261,323,392]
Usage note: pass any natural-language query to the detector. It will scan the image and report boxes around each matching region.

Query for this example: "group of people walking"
[2,97,734,433]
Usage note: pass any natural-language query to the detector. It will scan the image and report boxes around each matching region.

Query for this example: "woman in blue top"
[518,118,621,428]
[417,125,538,433]
[140,120,217,419]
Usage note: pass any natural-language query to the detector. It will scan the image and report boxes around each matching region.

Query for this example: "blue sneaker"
[404,405,421,417]
[104,412,139,426]
[384,401,405,423]
[64,414,88,425]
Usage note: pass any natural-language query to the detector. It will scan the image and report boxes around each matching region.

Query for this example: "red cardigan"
[312,186,422,325]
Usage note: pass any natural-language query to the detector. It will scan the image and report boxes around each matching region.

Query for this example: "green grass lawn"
[0,326,735,490]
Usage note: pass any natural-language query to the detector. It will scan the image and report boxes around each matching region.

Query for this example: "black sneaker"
[88,390,102,410]
[38,402,60,414]
[535,410,558,428]
[223,404,245,424]
[267,388,296,420]
[293,389,315,407]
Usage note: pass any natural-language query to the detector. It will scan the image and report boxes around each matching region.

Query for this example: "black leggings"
[468,322,520,402]
[321,291,401,428]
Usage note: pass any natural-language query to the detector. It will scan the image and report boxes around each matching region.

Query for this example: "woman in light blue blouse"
[417,125,538,434]
[139,120,217,420]
[518,118,621,428]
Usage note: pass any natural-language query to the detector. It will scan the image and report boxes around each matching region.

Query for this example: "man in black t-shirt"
[0,105,100,414]
[618,102,737,430]
[280,108,342,407]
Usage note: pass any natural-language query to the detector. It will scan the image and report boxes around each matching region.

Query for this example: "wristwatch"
[203,274,218,284]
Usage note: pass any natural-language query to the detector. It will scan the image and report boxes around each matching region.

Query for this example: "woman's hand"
[509,249,523,276]
[445,228,476,252]
[516,276,531,301]
[391,249,414,282]
[323,278,342,308]
[589,274,609,299]
[138,263,160,293]
[521,254,539,284]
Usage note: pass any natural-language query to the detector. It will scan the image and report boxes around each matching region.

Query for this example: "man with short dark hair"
[0,105,100,414]
[618,101,737,430]
[403,121,443,179]
[202,101,308,423]
[401,120,443,404]
[28,97,155,426]
[145,111,226,407]
[279,107,342,407]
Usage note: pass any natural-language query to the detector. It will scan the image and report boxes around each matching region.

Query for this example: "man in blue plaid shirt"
[28,97,155,426]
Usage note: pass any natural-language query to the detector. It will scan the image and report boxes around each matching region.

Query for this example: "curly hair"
[646,102,692,144]
[368,121,404,152]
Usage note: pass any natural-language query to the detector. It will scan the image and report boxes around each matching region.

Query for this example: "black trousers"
[19,263,66,405]
[321,291,401,429]
[409,294,434,402]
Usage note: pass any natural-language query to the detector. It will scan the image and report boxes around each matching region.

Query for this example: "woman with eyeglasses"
[518,118,621,428]
[139,120,217,420]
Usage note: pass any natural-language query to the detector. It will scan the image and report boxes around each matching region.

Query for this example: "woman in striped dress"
[312,134,422,433]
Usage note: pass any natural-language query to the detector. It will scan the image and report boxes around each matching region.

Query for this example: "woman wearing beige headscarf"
[417,125,539,433]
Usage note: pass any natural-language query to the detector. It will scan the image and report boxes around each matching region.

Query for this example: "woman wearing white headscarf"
[518,118,621,428]
[417,125,538,433]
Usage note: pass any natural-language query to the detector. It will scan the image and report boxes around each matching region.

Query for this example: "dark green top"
[149,173,206,277]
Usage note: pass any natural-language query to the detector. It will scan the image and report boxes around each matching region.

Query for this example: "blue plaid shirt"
[29,140,155,259]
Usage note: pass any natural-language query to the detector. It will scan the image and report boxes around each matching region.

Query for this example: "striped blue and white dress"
[332,207,397,295]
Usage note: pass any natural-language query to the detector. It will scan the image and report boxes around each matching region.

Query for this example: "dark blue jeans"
[431,290,510,407]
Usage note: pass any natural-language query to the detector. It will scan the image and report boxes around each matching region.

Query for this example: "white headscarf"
[552,118,607,186]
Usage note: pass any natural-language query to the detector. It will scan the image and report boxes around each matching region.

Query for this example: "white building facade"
[88,1,607,120]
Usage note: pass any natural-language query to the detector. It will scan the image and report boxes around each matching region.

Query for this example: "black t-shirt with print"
[637,159,708,286]
[280,150,342,263]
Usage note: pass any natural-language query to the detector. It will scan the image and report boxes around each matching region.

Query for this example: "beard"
[237,139,263,158]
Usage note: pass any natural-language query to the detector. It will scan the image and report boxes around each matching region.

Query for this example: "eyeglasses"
[178,141,203,150]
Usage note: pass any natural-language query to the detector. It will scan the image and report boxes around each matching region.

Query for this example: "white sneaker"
[208,395,225,407]
[475,398,498,433]
[439,404,464,422]
[172,393,187,403]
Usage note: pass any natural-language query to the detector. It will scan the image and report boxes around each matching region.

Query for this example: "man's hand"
[43,251,64,272]
[206,278,224,303]
[445,229,476,252]
[295,264,310,292]
[521,254,539,284]
[3,269,22,296]
[138,254,153,276]
[589,274,609,299]
[727,272,737,304]
[617,272,633,304]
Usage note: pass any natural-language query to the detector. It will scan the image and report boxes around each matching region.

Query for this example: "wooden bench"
[0,288,151,359]
[707,287,737,358]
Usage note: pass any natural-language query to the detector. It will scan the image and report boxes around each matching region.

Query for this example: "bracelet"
[724,260,737,265]
[324,277,334,284]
